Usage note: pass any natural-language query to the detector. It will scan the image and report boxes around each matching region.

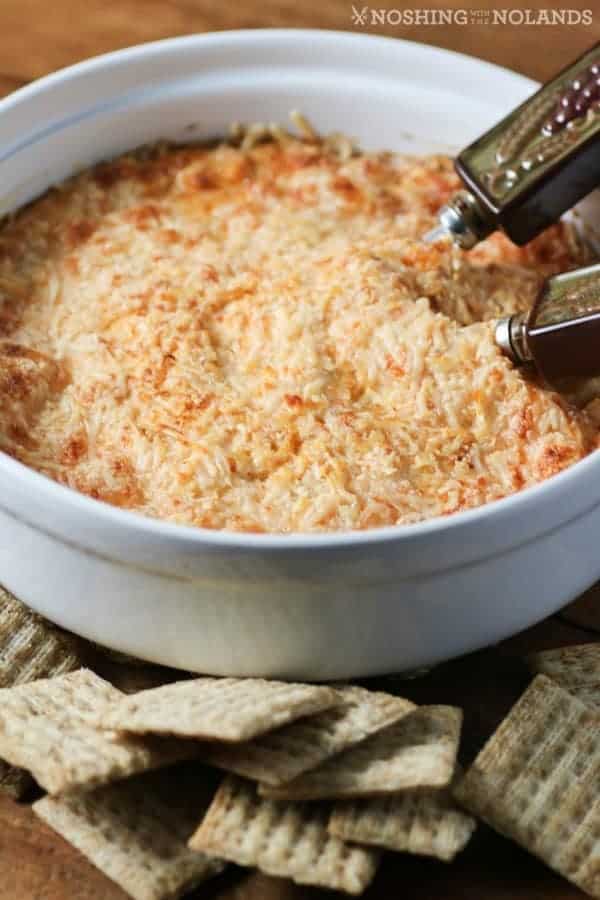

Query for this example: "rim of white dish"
[1,28,600,551]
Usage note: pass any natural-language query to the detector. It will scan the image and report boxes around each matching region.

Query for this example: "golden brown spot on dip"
[66,220,96,248]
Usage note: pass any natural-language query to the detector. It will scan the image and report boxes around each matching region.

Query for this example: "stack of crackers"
[0,586,599,900]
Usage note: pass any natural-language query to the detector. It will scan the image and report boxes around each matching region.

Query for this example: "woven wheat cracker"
[454,675,600,898]
[189,775,379,895]
[0,585,83,688]
[204,686,415,785]
[0,669,199,794]
[527,644,600,709]
[0,587,84,796]
[34,766,224,900]
[261,705,462,801]
[329,787,476,862]
[99,677,338,742]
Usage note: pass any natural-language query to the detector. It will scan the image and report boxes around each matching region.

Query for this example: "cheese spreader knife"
[423,42,600,384]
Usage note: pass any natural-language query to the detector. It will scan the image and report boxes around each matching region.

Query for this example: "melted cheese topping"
[0,137,596,532]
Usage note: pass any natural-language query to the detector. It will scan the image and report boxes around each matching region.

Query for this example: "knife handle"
[431,42,600,249]
[496,261,600,382]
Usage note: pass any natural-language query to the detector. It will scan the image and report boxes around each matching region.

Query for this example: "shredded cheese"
[0,135,595,532]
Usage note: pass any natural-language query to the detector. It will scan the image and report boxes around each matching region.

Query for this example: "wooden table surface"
[1,2,600,899]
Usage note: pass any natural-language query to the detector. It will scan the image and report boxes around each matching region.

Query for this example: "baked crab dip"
[0,121,597,533]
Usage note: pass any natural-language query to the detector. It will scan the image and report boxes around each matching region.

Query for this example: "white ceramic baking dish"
[1,30,600,679]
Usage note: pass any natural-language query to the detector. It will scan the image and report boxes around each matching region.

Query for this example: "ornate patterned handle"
[544,59,600,134]
[484,53,600,201]
[426,42,600,249]
[496,262,600,383]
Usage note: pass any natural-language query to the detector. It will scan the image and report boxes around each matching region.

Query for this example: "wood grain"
[0,73,27,96]
[0,0,598,87]
[1,3,599,898]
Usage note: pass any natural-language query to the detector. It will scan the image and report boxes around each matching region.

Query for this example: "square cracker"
[329,787,476,862]
[98,677,339,742]
[261,705,462,801]
[34,766,225,900]
[189,775,379,895]
[203,686,416,786]
[0,586,83,687]
[527,644,600,709]
[0,586,83,797]
[454,675,600,899]
[0,669,200,794]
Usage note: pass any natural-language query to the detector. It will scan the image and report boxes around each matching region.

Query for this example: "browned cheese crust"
[0,134,595,532]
